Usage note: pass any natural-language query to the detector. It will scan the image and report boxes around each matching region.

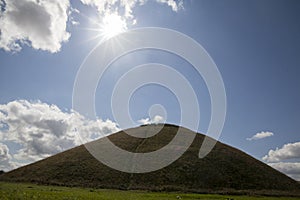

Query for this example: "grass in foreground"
[0,182,299,200]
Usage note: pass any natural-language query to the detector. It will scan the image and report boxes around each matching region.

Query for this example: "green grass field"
[0,182,299,200]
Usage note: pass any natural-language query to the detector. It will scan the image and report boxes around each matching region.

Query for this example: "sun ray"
[98,13,127,40]
[75,12,128,46]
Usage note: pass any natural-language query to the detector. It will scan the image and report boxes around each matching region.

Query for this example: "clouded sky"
[0,0,299,180]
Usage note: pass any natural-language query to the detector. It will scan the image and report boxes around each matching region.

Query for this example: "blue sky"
[0,0,299,180]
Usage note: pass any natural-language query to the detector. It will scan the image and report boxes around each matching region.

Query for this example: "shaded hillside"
[1,124,299,194]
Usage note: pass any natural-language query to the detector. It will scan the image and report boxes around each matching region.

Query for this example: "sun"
[99,13,127,40]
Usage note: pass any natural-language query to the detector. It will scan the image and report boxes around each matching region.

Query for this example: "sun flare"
[99,13,127,40]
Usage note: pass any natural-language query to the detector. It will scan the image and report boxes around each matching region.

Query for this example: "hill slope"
[1,124,299,193]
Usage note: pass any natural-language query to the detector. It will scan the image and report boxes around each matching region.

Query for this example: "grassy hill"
[0,124,299,195]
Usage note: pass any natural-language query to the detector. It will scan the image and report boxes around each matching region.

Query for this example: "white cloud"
[69,7,80,26]
[80,0,183,20]
[268,162,300,181]
[71,20,80,26]
[247,131,274,141]
[0,0,183,52]
[262,141,300,162]
[0,100,119,171]
[0,143,14,171]
[269,162,300,175]
[156,0,183,12]
[0,0,70,52]
[138,115,164,125]
[0,142,22,171]
[263,141,300,181]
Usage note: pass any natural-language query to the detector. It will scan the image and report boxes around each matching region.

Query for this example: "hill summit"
[1,124,299,194]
